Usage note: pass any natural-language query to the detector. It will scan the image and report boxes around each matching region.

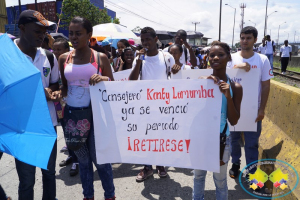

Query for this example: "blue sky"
[6,0,300,45]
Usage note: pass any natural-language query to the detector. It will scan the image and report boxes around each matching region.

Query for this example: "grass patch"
[272,76,286,84]
[273,62,300,72]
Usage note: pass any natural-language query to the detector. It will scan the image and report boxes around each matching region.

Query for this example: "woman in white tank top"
[57,16,115,200]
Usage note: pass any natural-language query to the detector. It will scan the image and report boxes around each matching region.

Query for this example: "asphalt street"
[0,126,257,200]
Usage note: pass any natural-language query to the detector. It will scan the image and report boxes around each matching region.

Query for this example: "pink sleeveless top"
[64,49,102,107]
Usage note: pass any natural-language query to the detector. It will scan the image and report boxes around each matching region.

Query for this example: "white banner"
[90,79,222,172]
[113,69,131,81]
[171,69,260,131]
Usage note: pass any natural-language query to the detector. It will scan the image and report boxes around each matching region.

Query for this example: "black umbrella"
[156,30,174,40]
[50,33,69,40]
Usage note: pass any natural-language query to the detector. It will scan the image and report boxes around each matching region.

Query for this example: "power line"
[152,0,182,20]
[141,0,182,21]
[154,0,181,17]
[104,0,177,30]
[112,0,157,19]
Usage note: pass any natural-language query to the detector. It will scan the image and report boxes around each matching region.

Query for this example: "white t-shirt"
[227,52,273,107]
[265,40,275,54]
[163,45,190,65]
[14,40,59,126]
[132,51,175,80]
[280,45,292,57]
[258,44,266,55]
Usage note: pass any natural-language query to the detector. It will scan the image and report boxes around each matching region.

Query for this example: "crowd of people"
[0,9,275,200]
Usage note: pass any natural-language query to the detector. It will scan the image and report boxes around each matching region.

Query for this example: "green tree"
[58,0,113,28]
[235,42,241,48]
[113,18,120,24]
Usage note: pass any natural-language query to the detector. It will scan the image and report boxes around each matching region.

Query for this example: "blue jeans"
[73,126,115,199]
[266,54,273,70]
[231,121,262,172]
[68,148,78,163]
[193,138,231,200]
[15,127,57,200]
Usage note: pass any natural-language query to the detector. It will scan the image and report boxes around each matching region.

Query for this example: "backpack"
[45,49,54,70]
[168,44,188,63]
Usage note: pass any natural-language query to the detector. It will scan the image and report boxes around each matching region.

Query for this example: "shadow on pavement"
[56,165,81,186]
[141,176,192,200]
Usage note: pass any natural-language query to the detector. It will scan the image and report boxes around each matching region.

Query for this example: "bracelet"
[107,77,111,81]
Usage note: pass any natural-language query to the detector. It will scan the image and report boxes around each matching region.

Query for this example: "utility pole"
[18,0,21,14]
[219,0,222,41]
[35,0,38,10]
[264,0,268,36]
[192,22,200,31]
[240,3,246,31]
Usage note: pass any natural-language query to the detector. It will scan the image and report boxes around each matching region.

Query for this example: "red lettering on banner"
[166,139,170,151]
[153,139,159,152]
[148,86,215,104]
[178,140,183,151]
[134,139,140,151]
[208,89,214,98]
[171,140,177,151]
[147,88,170,104]
[128,137,132,151]
[147,89,154,100]
[141,139,146,151]
[147,139,153,151]
[185,139,190,153]
[201,85,207,98]
[159,139,165,152]
[127,138,191,153]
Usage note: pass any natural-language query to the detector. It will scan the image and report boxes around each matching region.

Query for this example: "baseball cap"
[18,10,56,31]
[102,40,110,47]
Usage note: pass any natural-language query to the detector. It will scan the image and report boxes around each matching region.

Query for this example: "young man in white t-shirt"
[227,26,273,178]
[279,40,292,74]
[163,29,197,68]
[265,35,276,70]
[14,10,60,200]
[258,38,266,55]
[129,27,179,182]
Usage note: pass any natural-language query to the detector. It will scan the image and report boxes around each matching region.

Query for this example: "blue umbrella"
[102,37,128,49]
[0,34,57,169]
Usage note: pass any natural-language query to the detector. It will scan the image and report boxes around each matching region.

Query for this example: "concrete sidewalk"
[0,126,256,200]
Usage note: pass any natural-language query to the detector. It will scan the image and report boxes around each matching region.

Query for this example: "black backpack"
[45,49,54,70]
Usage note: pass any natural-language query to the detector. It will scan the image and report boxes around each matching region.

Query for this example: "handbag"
[62,105,92,151]
[220,123,228,166]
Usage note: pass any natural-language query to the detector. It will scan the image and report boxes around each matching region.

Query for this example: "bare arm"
[255,80,270,122]
[99,53,114,81]
[58,53,68,97]
[182,41,197,66]
[279,52,282,61]
[129,48,146,80]
[129,59,142,80]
